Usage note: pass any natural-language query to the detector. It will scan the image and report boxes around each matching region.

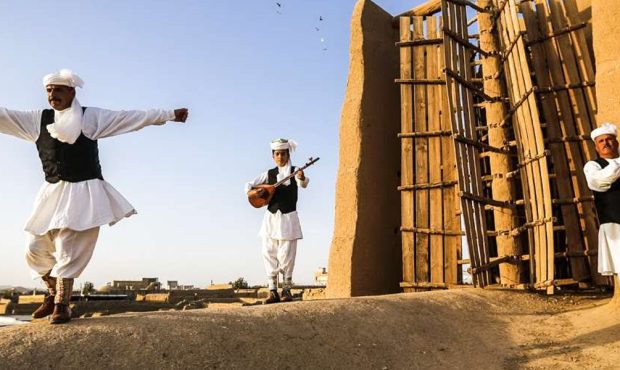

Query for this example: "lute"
[247,157,319,208]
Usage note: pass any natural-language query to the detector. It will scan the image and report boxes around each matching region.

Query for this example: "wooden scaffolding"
[397,0,609,293]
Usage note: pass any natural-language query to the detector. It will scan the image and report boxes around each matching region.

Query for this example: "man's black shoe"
[265,290,280,304]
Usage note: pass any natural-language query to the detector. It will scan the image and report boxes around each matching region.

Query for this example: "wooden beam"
[521,0,597,283]
[438,17,461,285]
[394,0,442,19]
[401,227,464,236]
[443,0,492,287]
[427,16,444,284]
[413,16,430,285]
[398,130,452,138]
[398,180,458,191]
[395,79,446,85]
[400,282,449,290]
[525,22,587,46]
[396,38,443,47]
[399,16,415,288]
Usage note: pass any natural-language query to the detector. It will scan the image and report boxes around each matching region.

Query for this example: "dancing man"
[0,69,188,323]
[584,123,620,280]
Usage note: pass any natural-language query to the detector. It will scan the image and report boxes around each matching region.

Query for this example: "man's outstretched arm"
[82,107,189,140]
[0,108,42,142]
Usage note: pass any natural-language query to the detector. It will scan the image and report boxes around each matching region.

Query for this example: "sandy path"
[0,289,618,369]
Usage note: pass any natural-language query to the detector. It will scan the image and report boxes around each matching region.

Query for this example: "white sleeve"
[245,172,268,193]
[584,160,620,192]
[81,107,176,140]
[296,175,309,188]
[0,108,41,142]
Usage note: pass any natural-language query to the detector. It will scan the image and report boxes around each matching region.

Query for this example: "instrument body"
[247,157,319,208]
[248,184,276,208]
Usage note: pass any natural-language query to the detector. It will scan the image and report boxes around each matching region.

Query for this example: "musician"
[0,69,188,324]
[244,139,309,303]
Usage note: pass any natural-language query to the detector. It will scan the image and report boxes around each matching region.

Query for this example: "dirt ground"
[1,288,619,369]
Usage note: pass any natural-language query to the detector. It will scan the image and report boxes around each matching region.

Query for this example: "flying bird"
[315,27,320,31]
[319,16,323,21]
[276,2,281,7]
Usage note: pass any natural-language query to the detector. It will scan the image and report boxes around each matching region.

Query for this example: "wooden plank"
[428,17,445,284]
[535,1,594,161]
[399,17,415,287]
[400,282,448,289]
[395,0,442,18]
[443,1,471,285]
[556,1,603,285]
[553,0,597,146]
[447,0,482,286]
[515,4,555,294]
[520,1,591,282]
[494,0,555,293]
[413,17,430,284]
[438,17,461,284]
[463,1,493,287]
[399,180,458,191]
[458,0,491,287]
[543,0,603,285]
[398,130,452,138]
[478,0,523,289]
[442,0,492,287]
[536,0,595,163]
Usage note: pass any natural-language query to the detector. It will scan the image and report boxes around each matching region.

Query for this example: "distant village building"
[108,277,161,291]
[167,281,179,290]
[314,267,328,286]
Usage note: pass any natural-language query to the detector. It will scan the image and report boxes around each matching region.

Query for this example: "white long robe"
[244,163,309,241]
[584,157,620,275]
[0,106,175,235]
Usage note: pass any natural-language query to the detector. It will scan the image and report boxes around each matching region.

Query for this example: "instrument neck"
[272,157,318,189]
[274,167,301,188]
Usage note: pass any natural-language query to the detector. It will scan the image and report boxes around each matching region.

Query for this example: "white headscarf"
[591,122,618,141]
[42,69,84,144]
[270,138,298,185]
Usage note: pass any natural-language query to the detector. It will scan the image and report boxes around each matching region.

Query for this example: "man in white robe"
[0,69,188,323]
[245,139,309,303]
[584,122,620,278]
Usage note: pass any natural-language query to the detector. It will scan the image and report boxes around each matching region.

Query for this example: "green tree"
[81,281,95,296]
[230,277,249,290]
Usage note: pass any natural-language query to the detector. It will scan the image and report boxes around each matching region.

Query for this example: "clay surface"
[2,289,619,369]
[593,0,620,124]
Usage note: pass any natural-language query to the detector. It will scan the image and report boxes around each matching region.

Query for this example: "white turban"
[270,138,298,152]
[42,69,84,144]
[42,69,84,88]
[591,122,618,141]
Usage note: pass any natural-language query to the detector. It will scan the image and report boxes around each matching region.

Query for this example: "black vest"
[267,166,298,214]
[592,157,620,225]
[35,108,104,184]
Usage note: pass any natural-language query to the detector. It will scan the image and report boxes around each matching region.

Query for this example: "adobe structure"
[327,0,619,298]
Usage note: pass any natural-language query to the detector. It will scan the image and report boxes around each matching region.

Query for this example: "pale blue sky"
[0,0,420,289]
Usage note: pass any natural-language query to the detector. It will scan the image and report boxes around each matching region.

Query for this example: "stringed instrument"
[247,157,319,208]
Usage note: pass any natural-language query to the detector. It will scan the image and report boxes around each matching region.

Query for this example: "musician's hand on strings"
[296,170,305,181]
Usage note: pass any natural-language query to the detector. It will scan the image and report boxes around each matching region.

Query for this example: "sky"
[0,0,423,290]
